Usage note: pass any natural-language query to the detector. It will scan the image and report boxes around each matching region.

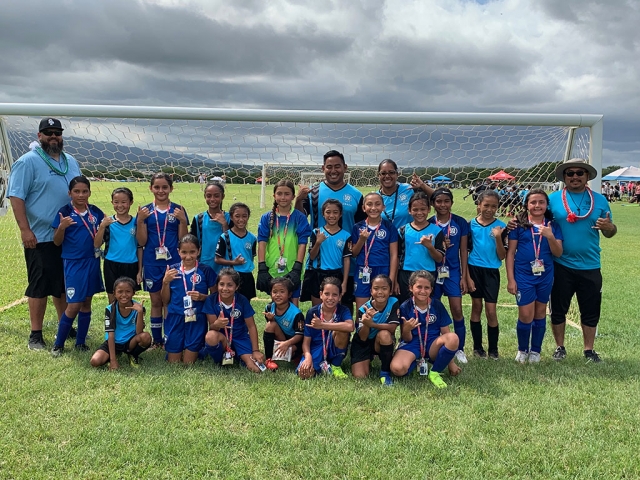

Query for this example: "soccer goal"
[0,104,603,306]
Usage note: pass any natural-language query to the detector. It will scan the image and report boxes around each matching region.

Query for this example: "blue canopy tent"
[432,175,452,183]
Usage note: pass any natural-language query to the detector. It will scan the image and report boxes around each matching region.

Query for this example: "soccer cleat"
[28,335,46,351]
[74,344,90,352]
[68,326,77,339]
[264,358,279,371]
[473,348,487,359]
[515,351,529,364]
[488,351,499,360]
[528,352,541,363]
[428,370,447,389]
[552,346,567,361]
[331,366,348,379]
[455,350,468,364]
[51,345,64,357]
[128,354,141,368]
[584,350,602,363]
[380,375,394,387]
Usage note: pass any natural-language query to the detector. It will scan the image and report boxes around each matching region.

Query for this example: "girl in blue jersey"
[297,277,354,379]
[161,234,217,364]
[350,275,400,386]
[301,199,352,305]
[263,277,305,371]
[51,176,105,355]
[90,277,151,369]
[466,190,507,360]
[215,202,257,301]
[190,180,230,274]
[429,188,470,364]
[257,180,311,305]
[352,192,399,309]
[94,187,141,304]
[506,189,563,363]
[390,271,461,388]
[137,173,189,348]
[201,268,266,372]
[397,191,445,304]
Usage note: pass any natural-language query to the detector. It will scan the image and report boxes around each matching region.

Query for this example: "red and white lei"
[561,187,593,223]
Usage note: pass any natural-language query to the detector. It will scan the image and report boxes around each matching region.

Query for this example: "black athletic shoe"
[51,345,64,357]
[473,348,487,359]
[584,350,602,363]
[28,335,46,351]
[68,327,77,339]
[74,344,90,352]
[552,346,567,361]
[488,350,500,360]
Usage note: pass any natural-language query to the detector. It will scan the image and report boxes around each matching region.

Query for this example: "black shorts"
[468,265,500,303]
[97,336,135,355]
[397,269,437,305]
[301,268,343,302]
[350,334,377,364]
[550,262,602,327]
[24,242,65,298]
[237,271,257,300]
[103,259,141,294]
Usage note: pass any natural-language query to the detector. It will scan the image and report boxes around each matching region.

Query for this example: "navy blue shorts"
[163,312,208,354]
[64,257,104,303]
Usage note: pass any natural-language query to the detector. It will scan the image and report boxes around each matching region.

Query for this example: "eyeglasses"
[41,130,62,137]
[564,170,586,177]
[378,171,397,177]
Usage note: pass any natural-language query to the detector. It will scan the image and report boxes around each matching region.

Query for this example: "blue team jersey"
[398,222,445,271]
[548,189,611,270]
[356,297,400,340]
[303,303,353,350]
[468,218,507,269]
[216,230,257,273]
[380,183,415,230]
[165,262,217,315]
[351,219,398,267]
[399,298,451,345]
[202,292,255,340]
[264,301,305,338]
[307,227,352,270]
[8,149,81,243]
[52,204,105,259]
[190,211,231,273]
[258,209,311,276]
[303,182,364,233]
[509,221,563,284]
[104,300,142,344]
[141,202,188,267]
[428,213,469,272]
[103,216,138,264]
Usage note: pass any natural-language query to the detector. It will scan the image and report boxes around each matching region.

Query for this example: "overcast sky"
[0,0,638,166]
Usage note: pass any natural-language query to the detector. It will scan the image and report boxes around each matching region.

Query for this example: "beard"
[40,137,64,156]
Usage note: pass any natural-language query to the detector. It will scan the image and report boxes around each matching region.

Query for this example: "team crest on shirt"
[190,274,201,285]
[337,239,344,248]
[490,230,496,238]
[67,287,75,299]
[245,242,252,250]
[376,229,387,239]
[167,214,176,223]
[129,228,136,236]
[428,313,437,324]
[230,309,241,319]
[145,279,154,289]
[343,194,352,202]
[449,226,458,236]
[399,193,408,201]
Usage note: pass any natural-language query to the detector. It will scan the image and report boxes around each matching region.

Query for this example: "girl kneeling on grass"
[161,234,217,364]
[90,277,151,369]
[297,277,354,379]
[506,189,563,364]
[201,268,266,372]
[390,271,461,389]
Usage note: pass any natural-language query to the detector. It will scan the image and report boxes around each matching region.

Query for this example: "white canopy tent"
[602,166,640,182]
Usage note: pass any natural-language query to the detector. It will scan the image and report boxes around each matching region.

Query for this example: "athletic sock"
[487,325,500,353]
[30,329,43,340]
[199,342,222,360]
[530,318,546,353]
[150,316,163,343]
[54,313,75,348]
[470,321,483,350]
[263,331,275,359]
[129,344,148,358]
[431,346,457,373]
[330,350,346,368]
[75,311,91,345]
[516,319,532,352]
[378,343,394,373]
[453,318,466,351]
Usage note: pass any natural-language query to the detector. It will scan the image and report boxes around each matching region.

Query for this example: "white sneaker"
[515,351,529,363]
[528,352,541,363]
[455,350,468,364]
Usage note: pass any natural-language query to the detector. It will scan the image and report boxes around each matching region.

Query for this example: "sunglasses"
[41,130,62,137]
[564,170,586,177]
[378,171,397,177]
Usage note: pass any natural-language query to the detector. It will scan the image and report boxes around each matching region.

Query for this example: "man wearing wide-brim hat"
[547,158,617,363]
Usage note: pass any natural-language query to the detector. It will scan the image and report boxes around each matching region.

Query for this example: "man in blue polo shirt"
[548,158,617,363]
[8,118,81,350]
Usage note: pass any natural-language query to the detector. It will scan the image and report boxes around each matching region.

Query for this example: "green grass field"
[1,183,640,479]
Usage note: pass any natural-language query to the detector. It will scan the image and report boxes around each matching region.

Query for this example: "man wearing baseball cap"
[8,117,81,350]
[547,158,617,363]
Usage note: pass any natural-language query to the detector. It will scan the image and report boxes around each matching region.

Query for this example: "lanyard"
[530,219,545,261]
[153,202,170,247]
[363,220,381,267]
[320,306,336,362]
[275,212,291,258]
[35,147,69,176]
[436,215,451,264]
[220,295,236,349]
[380,185,399,223]
[180,262,198,292]
[414,300,431,359]
[72,205,97,239]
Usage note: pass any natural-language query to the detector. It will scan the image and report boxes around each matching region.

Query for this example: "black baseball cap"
[39,118,64,132]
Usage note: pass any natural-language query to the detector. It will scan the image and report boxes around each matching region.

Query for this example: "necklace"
[561,187,594,223]
[35,147,69,176]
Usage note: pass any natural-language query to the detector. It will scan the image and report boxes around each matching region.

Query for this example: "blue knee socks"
[431,346,457,373]
[150,316,163,343]
[516,319,532,352]
[75,311,91,345]
[530,318,546,353]
[453,318,466,351]
[54,313,75,348]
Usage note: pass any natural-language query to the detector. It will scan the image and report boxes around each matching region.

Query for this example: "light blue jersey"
[468,218,507,269]
[379,183,415,230]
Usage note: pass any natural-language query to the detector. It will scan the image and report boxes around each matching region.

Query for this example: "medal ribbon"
[436,215,451,265]
[414,300,431,360]
[72,205,97,239]
[320,306,336,362]
[153,202,170,248]
[220,295,236,350]
[529,218,545,261]
[180,262,198,293]
[275,212,291,259]
[363,220,381,268]
[561,187,594,223]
